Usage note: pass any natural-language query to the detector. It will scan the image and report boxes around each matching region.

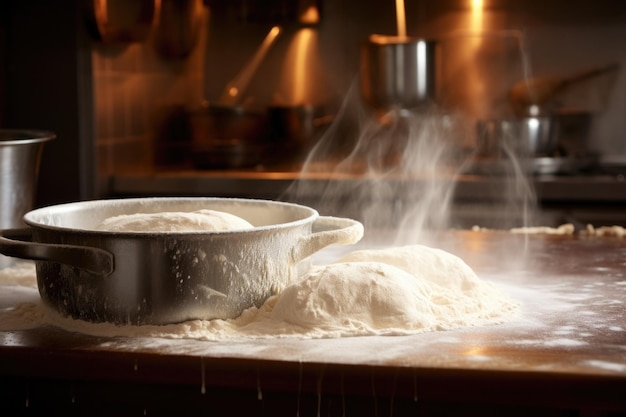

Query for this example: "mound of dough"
[336,245,480,292]
[271,245,518,335]
[96,209,254,233]
[271,262,438,331]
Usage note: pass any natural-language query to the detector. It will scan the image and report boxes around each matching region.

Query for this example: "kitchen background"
[1,0,626,228]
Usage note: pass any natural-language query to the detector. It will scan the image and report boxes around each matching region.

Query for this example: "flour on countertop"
[509,224,575,235]
[0,245,519,340]
[96,209,254,233]
[584,224,626,237]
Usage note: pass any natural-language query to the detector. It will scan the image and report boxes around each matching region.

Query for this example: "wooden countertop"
[1,231,625,416]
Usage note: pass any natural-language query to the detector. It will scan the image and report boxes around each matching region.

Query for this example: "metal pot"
[266,105,334,158]
[360,35,437,111]
[476,116,558,158]
[0,130,55,269]
[0,197,363,325]
[187,104,268,169]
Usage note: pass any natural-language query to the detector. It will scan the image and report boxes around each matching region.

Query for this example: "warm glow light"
[395,0,407,38]
[277,28,319,105]
[451,0,485,122]
[299,6,320,24]
[218,25,282,106]
[293,28,314,105]
[94,0,108,25]
[269,25,281,38]
[470,0,483,31]
[463,346,488,356]
[153,0,162,28]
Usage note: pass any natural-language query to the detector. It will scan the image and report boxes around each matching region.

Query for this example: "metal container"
[476,117,558,158]
[0,197,363,325]
[556,110,593,156]
[266,105,333,158]
[0,130,55,269]
[187,104,268,169]
[360,35,437,111]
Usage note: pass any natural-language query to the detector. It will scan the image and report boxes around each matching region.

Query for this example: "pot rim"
[366,34,436,46]
[0,129,56,146]
[23,197,319,237]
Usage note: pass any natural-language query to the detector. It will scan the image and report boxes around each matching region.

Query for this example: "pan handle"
[291,216,364,263]
[0,228,114,277]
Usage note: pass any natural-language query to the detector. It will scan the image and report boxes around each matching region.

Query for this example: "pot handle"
[291,216,364,263]
[0,228,114,277]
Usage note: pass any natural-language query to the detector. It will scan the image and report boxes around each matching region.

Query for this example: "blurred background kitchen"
[1,0,626,229]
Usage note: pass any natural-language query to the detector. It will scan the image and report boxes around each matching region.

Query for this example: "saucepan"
[360,34,438,111]
[266,104,335,158]
[187,103,268,169]
[476,116,558,158]
[476,110,593,159]
[0,197,364,325]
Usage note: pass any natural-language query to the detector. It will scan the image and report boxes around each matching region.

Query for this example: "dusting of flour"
[96,209,253,233]
[0,245,518,340]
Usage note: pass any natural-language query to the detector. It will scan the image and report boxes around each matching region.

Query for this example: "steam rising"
[283,80,538,247]
[283,82,470,245]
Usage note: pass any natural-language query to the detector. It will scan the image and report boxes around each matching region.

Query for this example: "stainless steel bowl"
[360,35,437,111]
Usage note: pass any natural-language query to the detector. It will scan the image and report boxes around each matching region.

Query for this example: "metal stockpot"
[0,130,55,269]
[476,117,558,158]
[0,197,363,325]
[360,35,437,111]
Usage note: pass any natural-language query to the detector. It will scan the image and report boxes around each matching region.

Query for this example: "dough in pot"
[96,209,254,232]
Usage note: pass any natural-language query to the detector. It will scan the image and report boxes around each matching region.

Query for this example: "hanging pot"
[360,35,438,112]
